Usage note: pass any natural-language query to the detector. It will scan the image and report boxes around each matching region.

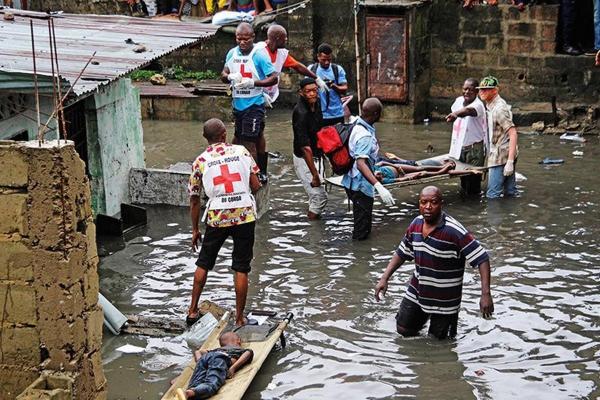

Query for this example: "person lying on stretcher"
[374,159,481,184]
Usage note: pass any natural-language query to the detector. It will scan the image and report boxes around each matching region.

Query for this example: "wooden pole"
[30,20,42,144]
[353,0,362,114]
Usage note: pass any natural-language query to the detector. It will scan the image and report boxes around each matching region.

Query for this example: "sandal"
[185,314,200,327]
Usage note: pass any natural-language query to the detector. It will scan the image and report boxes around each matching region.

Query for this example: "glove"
[234,77,255,89]
[374,182,395,206]
[227,72,242,85]
[315,77,329,92]
[262,92,273,108]
[503,159,514,176]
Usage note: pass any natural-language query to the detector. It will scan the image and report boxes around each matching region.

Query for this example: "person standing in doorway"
[186,118,261,327]
[308,43,349,126]
[445,78,487,196]
[477,76,519,199]
[292,78,326,220]
[342,97,395,240]
[374,186,494,340]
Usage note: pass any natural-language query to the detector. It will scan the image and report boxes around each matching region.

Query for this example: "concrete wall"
[0,140,105,400]
[0,94,59,141]
[30,0,128,14]
[86,79,145,216]
[428,4,600,113]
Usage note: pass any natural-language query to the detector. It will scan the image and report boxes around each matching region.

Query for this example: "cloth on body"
[341,117,379,198]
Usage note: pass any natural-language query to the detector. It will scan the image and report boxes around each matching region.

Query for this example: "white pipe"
[99,293,128,335]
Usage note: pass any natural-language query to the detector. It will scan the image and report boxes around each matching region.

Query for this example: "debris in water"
[572,150,583,156]
[560,132,586,142]
[116,344,146,354]
[474,369,485,376]
[539,158,564,165]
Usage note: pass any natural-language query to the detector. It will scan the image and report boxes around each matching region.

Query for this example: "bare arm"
[302,146,321,187]
[221,65,231,84]
[253,72,278,87]
[291,63,318,79]
[446,107,477,122]
[478,260,494,318]
[507,126,518,162]
[332,82,348,95]
[190,196,202,251]
[356,158,379,186]
[228,350,253,378]
[374,252,406,301]
[249,173,261,194]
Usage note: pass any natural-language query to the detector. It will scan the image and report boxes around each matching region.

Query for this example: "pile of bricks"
[0,141,105,399]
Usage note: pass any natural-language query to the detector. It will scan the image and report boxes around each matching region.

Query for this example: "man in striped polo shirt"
[374,186,493,340]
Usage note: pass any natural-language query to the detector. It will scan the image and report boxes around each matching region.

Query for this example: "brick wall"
[429,4,600,110]
[29,0,128,14]
[0,141,105,400]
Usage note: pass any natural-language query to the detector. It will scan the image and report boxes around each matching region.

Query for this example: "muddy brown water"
[100,110,600,399]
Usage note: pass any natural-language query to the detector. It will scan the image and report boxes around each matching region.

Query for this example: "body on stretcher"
[325,154,488,190]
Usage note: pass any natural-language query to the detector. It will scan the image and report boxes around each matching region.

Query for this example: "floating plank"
[161,311,293,400]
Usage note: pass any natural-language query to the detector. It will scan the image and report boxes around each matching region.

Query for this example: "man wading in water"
[187,118,261,327]
[221,22,278,183]
[374,186,494,340]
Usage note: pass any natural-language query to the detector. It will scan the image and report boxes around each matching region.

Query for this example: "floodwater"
[100,110,600,399]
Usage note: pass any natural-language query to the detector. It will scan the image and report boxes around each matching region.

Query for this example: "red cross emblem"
[240,64,253,79]
[213,164,242,193]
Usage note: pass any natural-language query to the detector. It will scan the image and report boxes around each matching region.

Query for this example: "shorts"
[195,221,255,273]
[233,105,265,143]
[395,298,458,340]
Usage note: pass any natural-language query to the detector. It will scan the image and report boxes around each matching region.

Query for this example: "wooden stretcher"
[325,154,487,190]
[161,303,292,400]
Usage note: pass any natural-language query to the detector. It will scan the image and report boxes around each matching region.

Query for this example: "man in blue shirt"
[221,22,278,181]
[308,43,348,126]
[342,98,395,240]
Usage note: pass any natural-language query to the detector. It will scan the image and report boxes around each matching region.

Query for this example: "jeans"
[188,352,229,399]
[293,155,328,215]
[594,0,600,50]
[486,165,517,199]
[345,188,374,240]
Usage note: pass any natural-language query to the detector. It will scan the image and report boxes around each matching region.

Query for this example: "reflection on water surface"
[101,112,600,399]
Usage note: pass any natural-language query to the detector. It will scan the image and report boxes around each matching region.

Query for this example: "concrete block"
[0,146,28,188]
[0,283,37,325]
[85,307,104,352]
[0,365,40,400]
[0,194,27,235]
[0,241,33,281]
[17,372,74,400]
[129,168,190,207]
[0,326,40,365]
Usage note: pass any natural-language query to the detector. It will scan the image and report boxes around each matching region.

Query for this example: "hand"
[227,72,242,85]
[310,175,321,188]
[191,229,202,251]
[235,77,255,89]
[480,293,494,318]
[374,278,388,301]
[374,182,395,206]
[315,77,329,92]
[227,367,235,379]
[503,159,514,176]
[445,112,457,122]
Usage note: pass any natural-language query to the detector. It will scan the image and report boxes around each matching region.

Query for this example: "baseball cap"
[476,76,499,89]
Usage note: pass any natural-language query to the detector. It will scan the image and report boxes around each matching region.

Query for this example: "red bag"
[316,122,356,175]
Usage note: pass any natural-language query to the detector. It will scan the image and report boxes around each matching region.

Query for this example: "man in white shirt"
[446,78,487,196]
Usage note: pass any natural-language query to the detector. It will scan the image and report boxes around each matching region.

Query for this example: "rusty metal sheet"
[366,15,408,103]
[0,8,219,97]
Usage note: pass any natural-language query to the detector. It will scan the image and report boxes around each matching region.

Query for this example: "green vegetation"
[129,66,219,82]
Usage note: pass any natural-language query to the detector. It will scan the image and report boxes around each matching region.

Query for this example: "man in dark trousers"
[342,98,395,240]
[374,186,494,340]
[292,77,326,220]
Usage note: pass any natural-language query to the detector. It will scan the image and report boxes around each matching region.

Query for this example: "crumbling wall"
[0,140,105,399]
[29,0,128,15]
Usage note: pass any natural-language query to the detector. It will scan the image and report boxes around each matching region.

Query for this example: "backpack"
[316,121,357,175]
[309,63,340,109]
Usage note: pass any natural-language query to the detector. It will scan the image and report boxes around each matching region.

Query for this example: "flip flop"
[233,316,259,331]
[185,315,200,327]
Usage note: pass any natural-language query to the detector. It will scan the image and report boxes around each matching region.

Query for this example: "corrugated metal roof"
[359,0,430,8]
[0,8,219,96]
